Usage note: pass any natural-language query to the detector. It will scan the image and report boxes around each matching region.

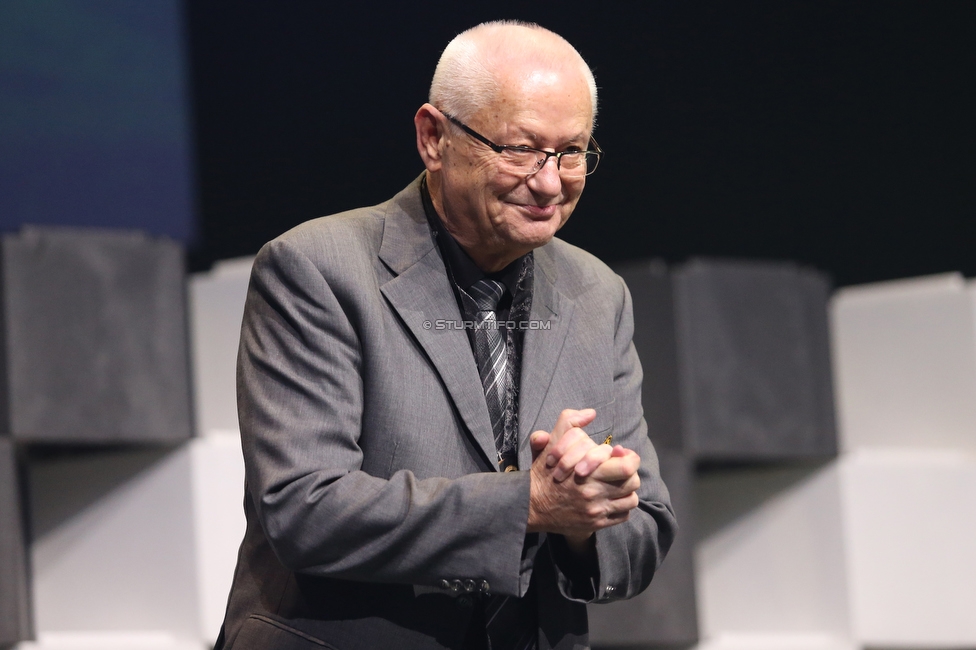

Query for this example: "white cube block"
[28,437,246,647]
[694,462,850,640]
[188,257,254,437]
[830,273,976,452]
[189,434,246,644]
[693,633,856,650]
[971,278,976,333]
[30,447,201,639]
[840,449,976,646]
[16,631,206,650]
[695,450,976,648]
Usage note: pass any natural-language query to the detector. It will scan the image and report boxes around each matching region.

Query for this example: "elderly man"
[216,20,676,650]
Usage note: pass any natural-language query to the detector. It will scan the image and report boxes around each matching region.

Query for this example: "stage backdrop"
[0,0,195,243]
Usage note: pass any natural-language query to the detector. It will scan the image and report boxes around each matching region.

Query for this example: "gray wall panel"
[0,438,32,644]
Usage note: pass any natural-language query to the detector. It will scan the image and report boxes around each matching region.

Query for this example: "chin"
[507,226,560,252]
[491,206,569,252]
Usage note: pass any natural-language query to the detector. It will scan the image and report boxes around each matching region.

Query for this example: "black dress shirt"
[421,177,534,471]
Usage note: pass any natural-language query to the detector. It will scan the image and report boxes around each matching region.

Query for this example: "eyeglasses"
[442,112,603,178]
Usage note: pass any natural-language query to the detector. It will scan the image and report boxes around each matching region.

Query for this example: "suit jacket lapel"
[518,245,576,469]
[378,179,499,469]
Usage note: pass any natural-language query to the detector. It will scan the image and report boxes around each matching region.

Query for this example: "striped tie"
[469,279,509,459]
[469,278,536,649]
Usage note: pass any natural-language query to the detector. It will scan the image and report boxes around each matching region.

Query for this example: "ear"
[415,103,447,172]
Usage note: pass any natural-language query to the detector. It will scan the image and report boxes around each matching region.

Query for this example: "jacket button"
[457,594,474,609]
[479,580,490,593]
[438,579,451,590]
[463,579,476,592]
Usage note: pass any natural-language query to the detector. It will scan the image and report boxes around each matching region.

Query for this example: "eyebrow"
[509,128,591,149]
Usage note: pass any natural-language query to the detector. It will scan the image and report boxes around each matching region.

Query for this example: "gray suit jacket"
[217,177,676,650]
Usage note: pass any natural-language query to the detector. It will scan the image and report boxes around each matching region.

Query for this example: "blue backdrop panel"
[0,0,195,243]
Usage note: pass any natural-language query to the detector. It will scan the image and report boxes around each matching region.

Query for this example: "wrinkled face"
[437,66,594,270]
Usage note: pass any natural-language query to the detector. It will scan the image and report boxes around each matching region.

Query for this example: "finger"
[549,408,596,442]
[573,443,614,478]
[604,492,640,519]
[585,493,639,531]
[551,430,598,481]
[546,425,591,469]
[578,470,640,501]
[592,452,640,481]
[606,473,641,497]
[613,491,640,513]
[589,452,641,483]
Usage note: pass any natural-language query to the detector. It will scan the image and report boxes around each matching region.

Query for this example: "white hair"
[429,20,599,125]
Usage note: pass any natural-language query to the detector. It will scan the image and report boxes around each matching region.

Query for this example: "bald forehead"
[489,66,594,134]
[429,21,598,126]
[463,23,574,53]
[469,26,593,126]
[462,24,587,83]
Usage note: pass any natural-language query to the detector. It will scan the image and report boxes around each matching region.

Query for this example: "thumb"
[551,408,597,440]
[530,430,550,459]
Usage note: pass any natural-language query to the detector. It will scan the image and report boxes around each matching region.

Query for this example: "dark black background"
[186,2,975,286]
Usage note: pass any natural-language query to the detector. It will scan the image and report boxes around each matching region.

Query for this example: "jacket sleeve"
[550,273,678,603]
[237,237,536,598]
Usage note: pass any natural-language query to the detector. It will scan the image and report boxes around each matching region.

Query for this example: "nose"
[526,154,562,198]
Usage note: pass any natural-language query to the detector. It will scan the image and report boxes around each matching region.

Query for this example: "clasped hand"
[526,409,641,552]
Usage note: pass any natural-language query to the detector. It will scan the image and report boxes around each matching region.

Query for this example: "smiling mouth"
[511,203,558,219]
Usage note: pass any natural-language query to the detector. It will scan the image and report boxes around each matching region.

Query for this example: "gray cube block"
[0,438,32,644]
[673,259,836,461]
[619,258,837,462]
[611,258,837,647]
[617,261,683,454]
[1,227,192,443]
[588,451,697,649]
